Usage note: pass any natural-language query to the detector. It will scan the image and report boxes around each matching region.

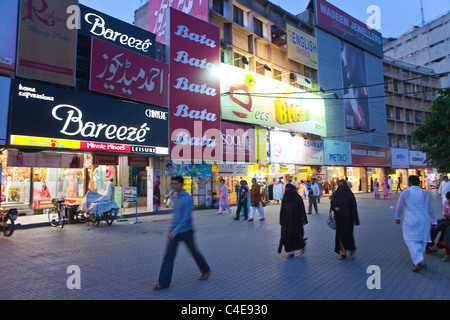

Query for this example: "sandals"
[412,262,426,272]
[198,270,212,280]
[152,283,169,291]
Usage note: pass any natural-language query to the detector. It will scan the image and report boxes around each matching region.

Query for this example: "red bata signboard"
[90,38,168,107]
[169,8,221,162]
[350,143,391,167]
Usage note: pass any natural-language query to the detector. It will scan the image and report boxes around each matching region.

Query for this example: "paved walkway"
[0,190,448,300]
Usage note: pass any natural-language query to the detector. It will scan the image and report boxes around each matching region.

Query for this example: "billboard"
[80,4,156,58]
[340,41,370,132]
[221,122,255,163]
[323,140,351,165]
[0,76,11,145]
[149,0,209,45]
[350,143,391,167]
[287,24,318,70]
[169,8,221,162]
[315,0,383,58]
[409,151,427,168]
[220,63,326,136]
[90,37,168,107]
[0,0,19,76]
[270,131,324,165]
[16,0,77,86]
[9,79,169,155]
[391,148,410,168]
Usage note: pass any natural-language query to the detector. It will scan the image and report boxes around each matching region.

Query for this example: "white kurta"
[273,183,283,201]
[395,186,437,242]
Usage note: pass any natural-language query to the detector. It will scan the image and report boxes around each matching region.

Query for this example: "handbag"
[327,211,336,230]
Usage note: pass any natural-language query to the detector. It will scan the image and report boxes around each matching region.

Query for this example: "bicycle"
[48,198,67,228]
[0,208,17,237]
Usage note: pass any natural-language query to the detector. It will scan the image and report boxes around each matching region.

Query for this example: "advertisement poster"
[287,24,318,70]
[169,8,221,162]
[315,0,383,58]
[218,163,249,177]
[270,131,324,165]
[0,0,18,76]
[220,63,326,136]
[409,151,427,168]
[90,38,168,107]
[391,148,410,168]
[149,0,208,45]
[9,79,169,155]
[221,122,255,163]
[165,161,212,177]
[323,140,351,165]
[340,41,370,132]
[80,4,156,58]
[351,143,391,167]
[16,0,77,86]
[7,150,83,168]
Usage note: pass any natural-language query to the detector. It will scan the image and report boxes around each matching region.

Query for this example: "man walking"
[153,176,211,290]
[308,178,320,214]
[234,180,249,220]
[395,175,437,272]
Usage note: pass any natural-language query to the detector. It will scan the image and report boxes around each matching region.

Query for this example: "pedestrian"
[345,176,352,189]
[249,178,265,221]
[427,191,450,261]
[234,180,249,220]
[388,176,394,195]
[218,179,231,214]
[105,177,115,201]
[278,183,308,258]
[373,178,380,199]
[273,178,283,203]
[153,176,161,212]
[439,176,449,206]
[382,178,389,200]
[330,179,360,260]
[395,175,437,272]
[153,176,211,290]
[396,175,403,193]
[308,178,320,214]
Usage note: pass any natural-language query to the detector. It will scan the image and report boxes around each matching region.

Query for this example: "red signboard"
[169,8,221,162]
[90,38,168,107]
[350,143,391,167]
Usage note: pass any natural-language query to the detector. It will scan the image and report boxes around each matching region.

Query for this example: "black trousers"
[235,198,248,219]
[158,230,210,287]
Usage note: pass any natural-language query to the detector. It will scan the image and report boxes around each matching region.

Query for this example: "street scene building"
[0,0,447,217]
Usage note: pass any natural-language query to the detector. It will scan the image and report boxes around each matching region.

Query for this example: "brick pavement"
[0,190,448,300]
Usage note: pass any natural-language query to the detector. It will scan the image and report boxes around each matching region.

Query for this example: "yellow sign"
[11,135,81,150]
[287,24,318,70]
[255,127,267,162]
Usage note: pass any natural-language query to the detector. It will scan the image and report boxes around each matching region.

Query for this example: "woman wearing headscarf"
[381,178,389,200]
[331,179,360,260]
[373,178,380,200]
[278,184,308,258]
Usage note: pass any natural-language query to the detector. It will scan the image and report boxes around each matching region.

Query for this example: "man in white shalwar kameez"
[395,175,437,272]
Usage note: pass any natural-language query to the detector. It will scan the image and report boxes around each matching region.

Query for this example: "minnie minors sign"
[169,8,221,162]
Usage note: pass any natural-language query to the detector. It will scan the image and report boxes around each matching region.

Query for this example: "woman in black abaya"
[331,179,360,260]
[278,184,308,258]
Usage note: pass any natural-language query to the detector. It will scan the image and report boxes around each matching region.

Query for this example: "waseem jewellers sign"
[9,80,168,155]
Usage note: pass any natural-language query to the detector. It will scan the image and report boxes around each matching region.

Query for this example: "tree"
[412,88,450,173]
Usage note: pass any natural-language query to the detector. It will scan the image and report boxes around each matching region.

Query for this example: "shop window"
[1,157,31,205]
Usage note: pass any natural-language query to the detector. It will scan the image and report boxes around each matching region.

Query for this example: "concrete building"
[383,11,450,88]
[383,57,441,150]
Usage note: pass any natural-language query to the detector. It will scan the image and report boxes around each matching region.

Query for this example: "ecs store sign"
[9,80,168,155]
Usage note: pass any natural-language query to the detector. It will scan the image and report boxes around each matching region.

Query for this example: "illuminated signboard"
[220,63,326,136]
[287,24,318,70]
[9,79,168,155]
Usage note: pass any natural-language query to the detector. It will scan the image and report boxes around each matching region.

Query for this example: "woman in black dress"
[331,179,360,260]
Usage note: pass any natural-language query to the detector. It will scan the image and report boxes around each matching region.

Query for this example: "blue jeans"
[158,230,210,287]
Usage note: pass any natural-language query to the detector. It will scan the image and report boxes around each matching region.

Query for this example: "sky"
[79,0,450,38]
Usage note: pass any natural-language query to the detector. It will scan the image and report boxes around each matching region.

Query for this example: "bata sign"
[169,8,221,162]
[9,80,168,155]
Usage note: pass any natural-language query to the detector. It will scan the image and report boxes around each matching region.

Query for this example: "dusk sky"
[79,0,450,38]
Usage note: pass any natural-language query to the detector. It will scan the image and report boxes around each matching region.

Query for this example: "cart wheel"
[2,214,14,237]
[75,212,88,224]
[95,216,101,227]
[105,210,115,226]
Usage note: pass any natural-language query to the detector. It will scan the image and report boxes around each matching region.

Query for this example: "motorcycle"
[0,208,18,237]
[77,191,119,227]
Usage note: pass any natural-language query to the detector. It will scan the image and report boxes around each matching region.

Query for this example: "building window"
[384,77,390,90]
[386,106,391,119]
[388,135,393,147]
[396,107,402,121]
[254,18,263,37]
[393,79,398,92]
[415,113,422,123]
[397,136,403,148]
[407,136,412,149]
[233,6,244,27]
[212,0,224,16]
[405,110,410,122]
[403,82,408,94]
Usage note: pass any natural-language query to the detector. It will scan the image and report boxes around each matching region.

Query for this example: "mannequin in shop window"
[66,169,78,198]
[139,168,147,196]
[105,177,115,201]
[93,167,105,192]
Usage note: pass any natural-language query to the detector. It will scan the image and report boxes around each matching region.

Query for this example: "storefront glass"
[346,167,366,193]
[1,155,31,205]
[367,167,385,192]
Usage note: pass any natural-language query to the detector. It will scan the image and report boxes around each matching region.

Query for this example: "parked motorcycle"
[0,208,18,237]
[77,191,119,226]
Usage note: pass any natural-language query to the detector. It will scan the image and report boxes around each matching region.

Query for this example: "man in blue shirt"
[153,176,211,290]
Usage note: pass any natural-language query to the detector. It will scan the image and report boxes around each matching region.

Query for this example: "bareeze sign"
[315,0,383,58]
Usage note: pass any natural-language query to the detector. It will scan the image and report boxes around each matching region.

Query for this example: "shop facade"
[4,79,168,213]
